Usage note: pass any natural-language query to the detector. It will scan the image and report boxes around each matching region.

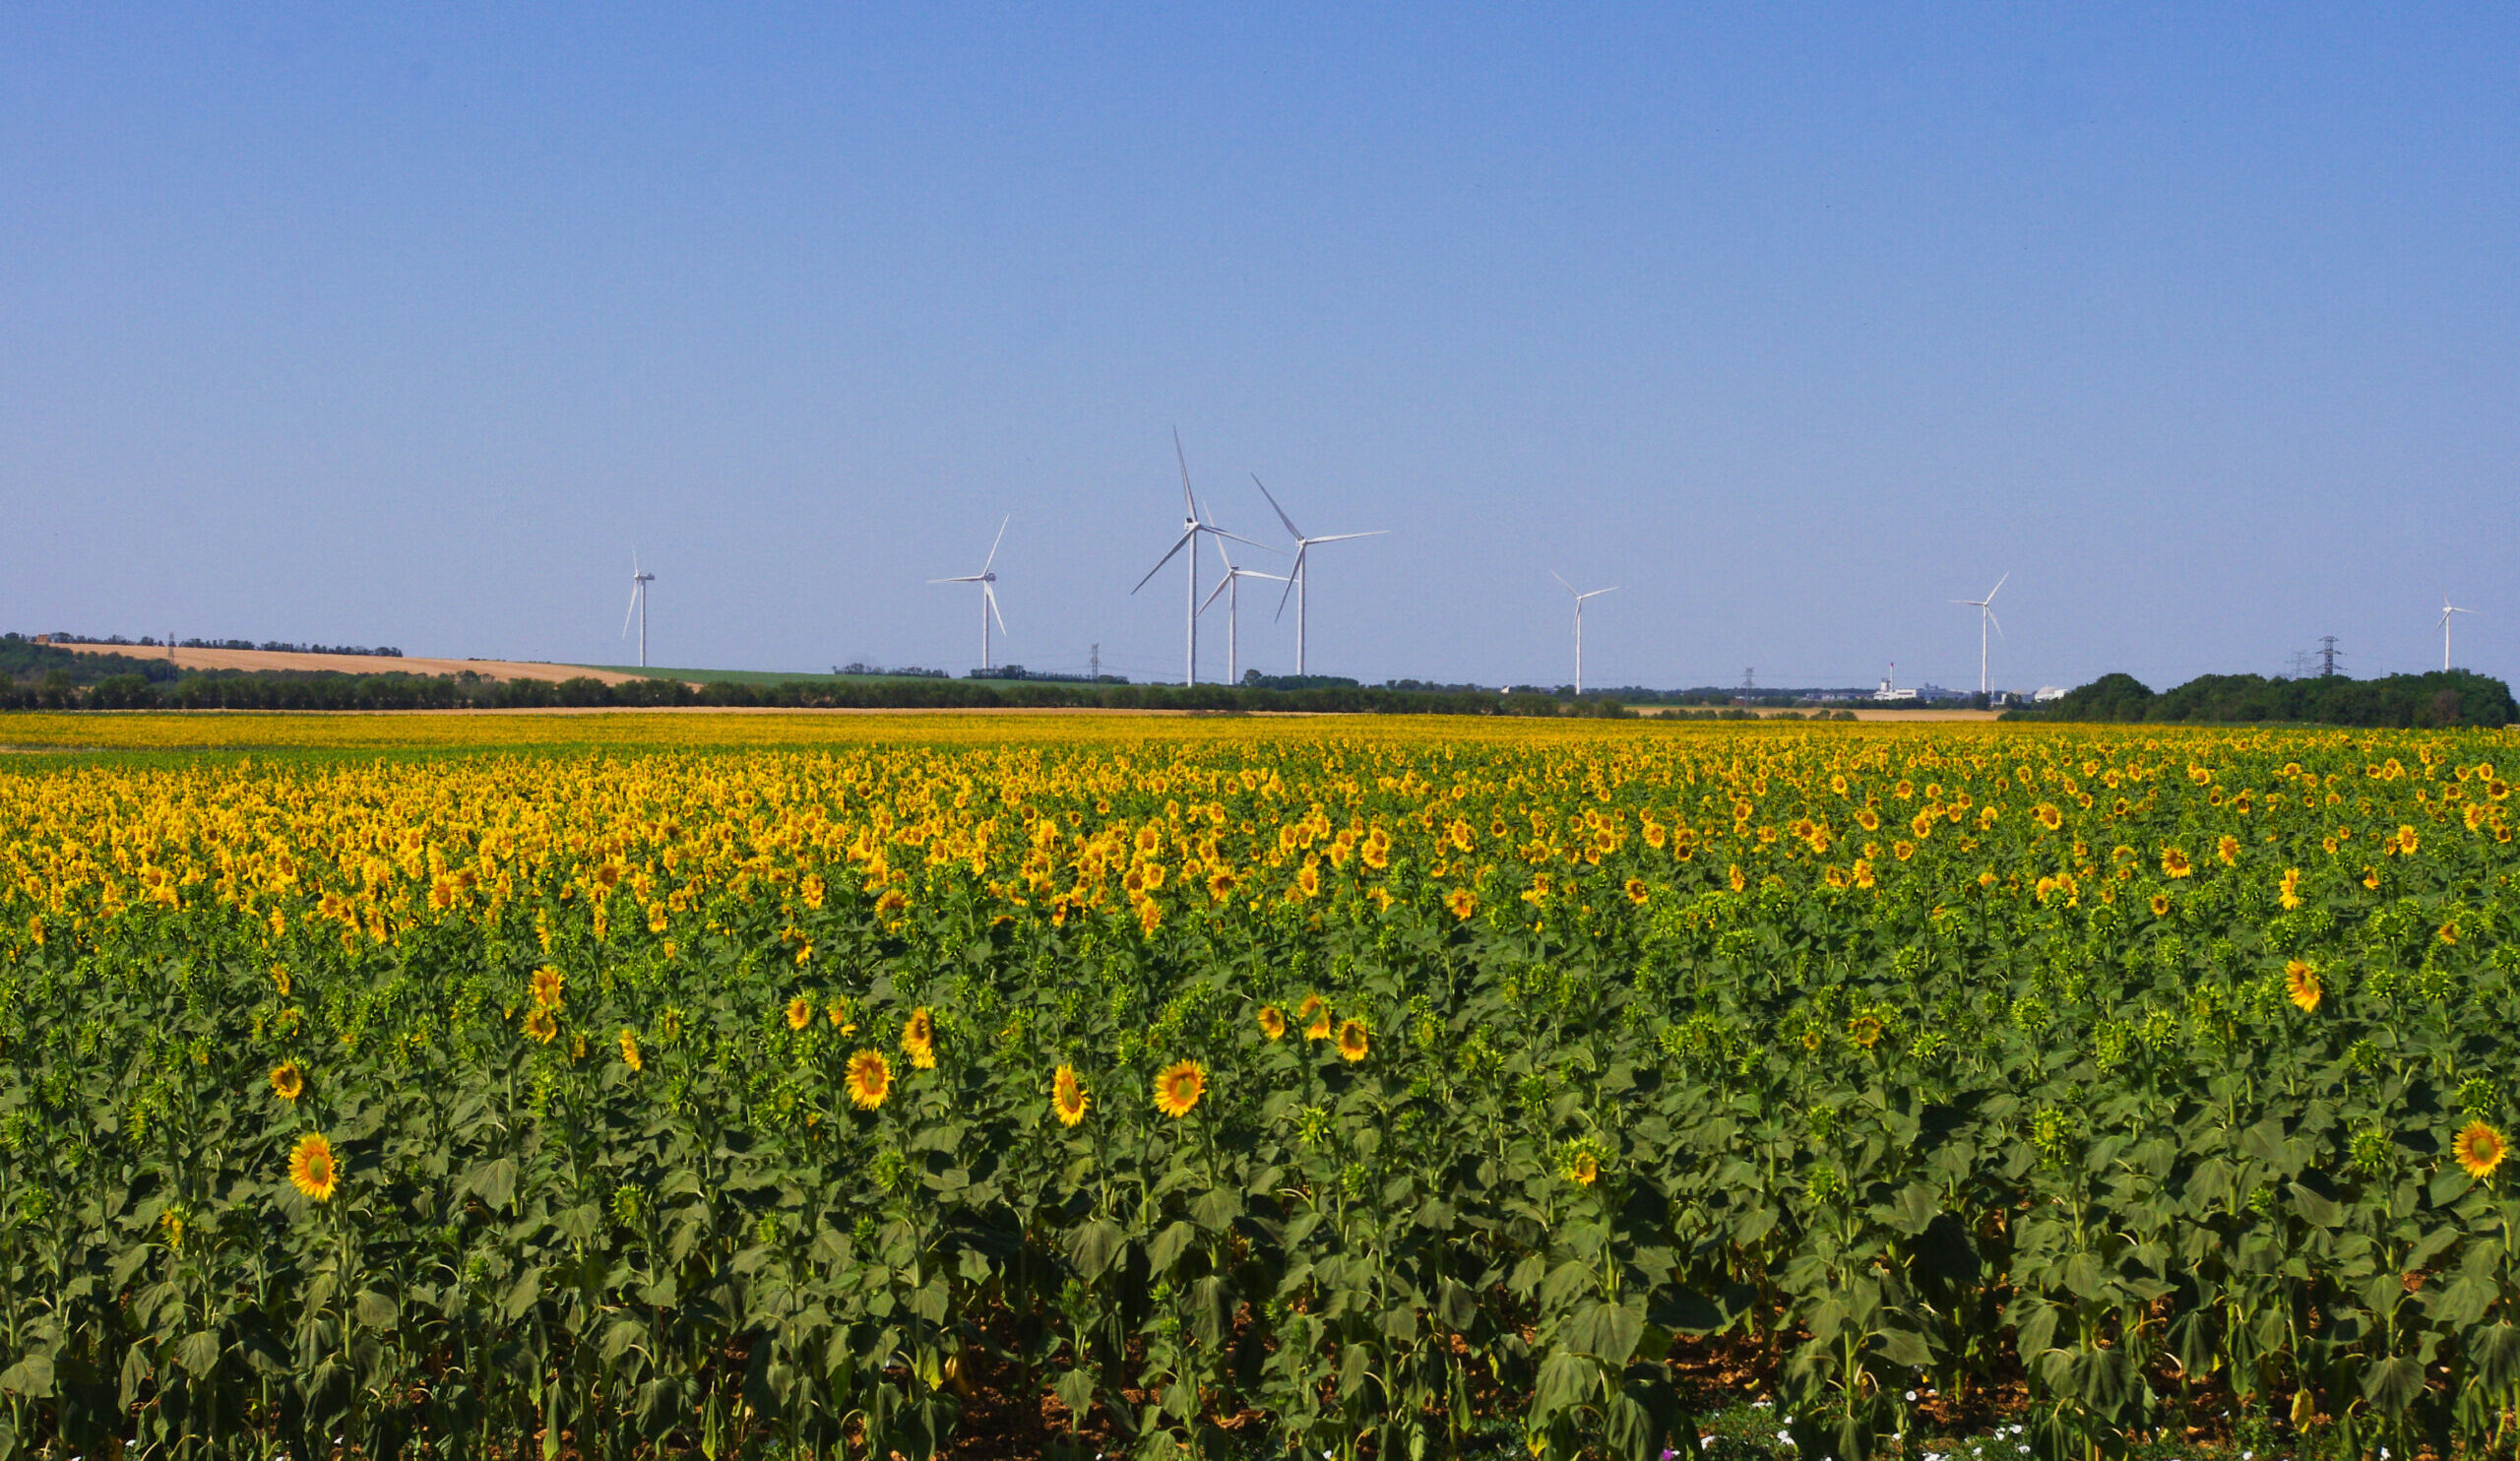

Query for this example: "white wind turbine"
[2440,593,2478,671]
[929,516,1011,672]
[1552,573,1617,696]
[1250,476,1384,676]
[1131,431,1269,684]
[1950,573,2008,696]
[1199,534,1287,686]
[622,552,657,667]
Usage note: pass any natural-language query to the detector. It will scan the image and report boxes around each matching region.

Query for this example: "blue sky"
[4,5,2514,690]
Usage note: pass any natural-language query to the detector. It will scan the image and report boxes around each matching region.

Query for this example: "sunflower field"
[2,713,2518,1461]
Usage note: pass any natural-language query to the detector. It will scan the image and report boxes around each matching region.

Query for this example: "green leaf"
[1563,1301,1645,1365]
[1053,1366,1096,1421]
[354,1290,399,1331]
[471,1157,519,1211]
[1191,1186,1242,1233]
[1146,1220,1197,1275]
[2362,1355,2426,1413]
[1067,1220,1125,1280]
[0,1353,52,1399]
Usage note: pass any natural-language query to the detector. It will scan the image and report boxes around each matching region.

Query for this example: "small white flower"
[1778,1431,1796,1446]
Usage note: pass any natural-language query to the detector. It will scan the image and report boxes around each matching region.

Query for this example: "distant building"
[2034,685,2068,703]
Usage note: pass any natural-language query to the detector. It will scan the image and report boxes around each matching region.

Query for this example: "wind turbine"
[1950,573,2008,696]
[929,516,1011,672]
[1199,535,1287,686]
[1552,573,1617,696]
[1250,476,1384,676]
[1131,431,1268,684]
[622,553,657,668]
[2440,594,2477,671]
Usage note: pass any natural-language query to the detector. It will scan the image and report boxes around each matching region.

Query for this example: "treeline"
[40,633,402,656]
[2003,669,2517,728]
[2,667,1636,720]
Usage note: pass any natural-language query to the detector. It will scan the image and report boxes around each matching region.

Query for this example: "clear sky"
[5,5,2514,692]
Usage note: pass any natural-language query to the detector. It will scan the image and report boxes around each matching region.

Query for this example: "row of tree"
[2004,668,2516,728]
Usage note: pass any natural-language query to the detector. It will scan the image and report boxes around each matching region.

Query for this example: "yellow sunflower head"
[1257,1005,1288,1041]
[618,1027,644,1072]
[269,1060,304,1102]
[2453,1120,2507,1181]
[522,1006,559,1045]
[2284,959,2321,1013]
[2161,848,2192,878]
[531,965,565,1009]
[787,995,813,1031]
[1153,1059,1207,1118]
[1336,1018,1370,1063]
[845,1049,893,1111]
[1444,887,1478,920]
[287,1131,339,1203]
[1623,877,1649,906]
[2150,893,2171,917]
[1051,1064,1089,1127]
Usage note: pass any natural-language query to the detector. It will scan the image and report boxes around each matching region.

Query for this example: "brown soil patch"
[49,642,651,687]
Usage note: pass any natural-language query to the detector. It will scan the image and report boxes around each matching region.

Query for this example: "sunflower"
[845,1049,892,1111]
[287,1131,339,1203]
[2283,959,2321,1012]
[619,1027,644,1071]
[1892,841,1915,862]
[787,995,813,1032]
[1336,1018,1370,1062]
[2035,803,2062,831]
[1305,1007,1334,1041]
[2161,848,2192,878]
[269,1060,304,1102]
[523,1006,559,1045]
[1051,1064,1089,1127]
[2453,1120,2507,1180]
[1563,1147,1600,1187]
[1444,887,1478,920]
[2145,893,2168,917]
[2217,835,2240,865]
[1257,1005,1288,1041]
[1623,877,1649,906]
[2278,866,2302,911]
[1152,1059,1207,1118]
[531,965,565,1009]
[1848,1014,1883,1049]
[903,1007,937,1069]
[1207,868,1237,900]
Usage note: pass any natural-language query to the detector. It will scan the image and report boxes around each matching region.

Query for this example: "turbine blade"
[982,514,1010,574]
[1200,575,1232,614]
[622,586,639,638]
[1986,606,2004,640]
[1275,548,1305,619]
[930,575,985,584]
[1130,530,1196,595]
[984,581,1008,636]
[1173,428,1195,518]
[1207,526,1279,552]
[1986,571,2008,602]
[1552,571,1576,596]
[1304,531,1385,545]
[1250,475,1303,540]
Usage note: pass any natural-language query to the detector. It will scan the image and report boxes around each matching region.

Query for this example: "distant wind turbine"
[1950,573,2008,696]
[1131,431,1270,684]
[1199,535,1288,686]
[622,553,657,668]
[930,516,1011,671]
[2440,594,2478,672]
[1250,476,1384,676]
[1552,573,1617,696]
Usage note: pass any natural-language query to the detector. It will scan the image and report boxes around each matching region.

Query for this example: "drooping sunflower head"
[1152,1059,1207,1118]
[787,995,813,1031]
[2454,1120,2507,1181]
[1051,1064,1089,1127]
[1336,1018,1369,1063]
[522,1006,559,1045]
[1257,1005,1288,1041]
[288,1131,339,1203]
[1295,992,1324,1023]
[618,1027,644,1072]
[846,1049,893,1111]
[269,1060,304,1102]
[2284,959,2322,1013]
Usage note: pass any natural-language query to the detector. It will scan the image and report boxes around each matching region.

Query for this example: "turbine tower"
[1250,476,1384,676]
[1552,573,1617,696]
[929,516,1011,672]
[1950,573,2008,696]
[1131,431,1267,684]
[622,553,657,668]
[2440,594,2477,671]
[1199,535,1287,686]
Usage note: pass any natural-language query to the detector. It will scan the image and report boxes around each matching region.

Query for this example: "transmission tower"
[2317,636,2343,677]
[1740,667,1756,693]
